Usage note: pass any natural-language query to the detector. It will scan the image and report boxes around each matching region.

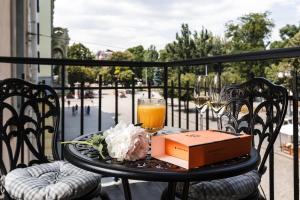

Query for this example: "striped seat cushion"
[3,161,101,200]
[176,170,261,200]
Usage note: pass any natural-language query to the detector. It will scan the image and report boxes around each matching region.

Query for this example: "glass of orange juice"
[137,98,166,134]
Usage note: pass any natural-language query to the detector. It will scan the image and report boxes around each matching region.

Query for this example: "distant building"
[96,49,114,60]
[52,27,70,85]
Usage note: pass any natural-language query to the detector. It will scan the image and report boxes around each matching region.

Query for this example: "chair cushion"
[176,170,261,200]
[3,161,101,200]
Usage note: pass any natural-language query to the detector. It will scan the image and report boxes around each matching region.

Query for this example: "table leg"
[121,178,132,200]
[166,182,177,200]
[182,181,190,200]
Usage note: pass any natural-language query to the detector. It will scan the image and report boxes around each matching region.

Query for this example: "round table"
[64,130,260,200]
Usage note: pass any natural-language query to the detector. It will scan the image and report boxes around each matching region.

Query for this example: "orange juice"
[137,104,166,131]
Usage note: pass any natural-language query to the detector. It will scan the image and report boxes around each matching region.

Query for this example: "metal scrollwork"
[0,79,60,175]
[220,78,288,174]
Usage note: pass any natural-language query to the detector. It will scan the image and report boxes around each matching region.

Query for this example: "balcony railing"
[0,46,299,200]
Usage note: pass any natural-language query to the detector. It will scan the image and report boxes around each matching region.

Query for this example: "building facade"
[38,0,54,85]
[96,49,114,60]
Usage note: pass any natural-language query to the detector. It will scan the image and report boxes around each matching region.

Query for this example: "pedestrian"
[75,104,78,111]
[72,106,75,116]
[87,105,90,115]
[67,100,70,107]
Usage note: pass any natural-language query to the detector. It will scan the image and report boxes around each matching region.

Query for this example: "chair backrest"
[220,77,288,174]
[0,78,60,175]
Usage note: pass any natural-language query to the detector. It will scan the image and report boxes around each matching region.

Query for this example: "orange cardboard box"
[151,130,251,169]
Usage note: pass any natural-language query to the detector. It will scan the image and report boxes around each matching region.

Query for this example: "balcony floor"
[95,178,173,200]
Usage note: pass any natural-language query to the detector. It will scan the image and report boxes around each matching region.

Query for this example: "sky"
[53,0,300,53]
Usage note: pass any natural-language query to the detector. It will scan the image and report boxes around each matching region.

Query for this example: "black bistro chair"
[0,79,103,200]
[174,77,288,200]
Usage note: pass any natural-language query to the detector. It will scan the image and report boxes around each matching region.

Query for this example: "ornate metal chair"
[174,77,288,200]
[0,78,103,200]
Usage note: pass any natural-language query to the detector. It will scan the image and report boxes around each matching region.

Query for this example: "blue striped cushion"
[176,170,261,200]
[3,161,101,200]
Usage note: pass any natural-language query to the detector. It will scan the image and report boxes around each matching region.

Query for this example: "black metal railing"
[0,46,300,200]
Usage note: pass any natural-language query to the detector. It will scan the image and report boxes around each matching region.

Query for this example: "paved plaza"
[64,90,299,199]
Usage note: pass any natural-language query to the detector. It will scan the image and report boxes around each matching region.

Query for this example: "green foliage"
[143,45,159,83]
[67,43,96,84]
[270,40,286,49]
[153,68,162,86]
[165,24,197,60]
[158,49,170,61]
[270,23,300,49]
[222,66,246,84]
[61,134,107,159]
[265,64,283,84]
[68,66,96,85]
[127,45,145,61]
[267,31,300,90]
[108,51,134,83]
[168,73,196,100]
[143,45,159,61]
[279,24,300,40]
[68,43,95,60]
[114,66,134,87]
[163,24,226,61]
[110,51,134,61]
[224,12,274,80]
[96,67,113,84]
[64,14,299,87]
[225,12,274,52]
[287,31,300,47]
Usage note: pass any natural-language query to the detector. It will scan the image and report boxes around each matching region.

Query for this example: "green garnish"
[62,134,108,159]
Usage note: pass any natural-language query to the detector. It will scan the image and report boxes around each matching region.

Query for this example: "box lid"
[164,130,246,147]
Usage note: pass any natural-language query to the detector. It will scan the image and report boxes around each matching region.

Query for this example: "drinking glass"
[194,75,210,130]
[209,75,226,130]
[137,98,166,134]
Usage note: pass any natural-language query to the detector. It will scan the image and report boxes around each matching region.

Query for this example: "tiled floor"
[95,178,172,200]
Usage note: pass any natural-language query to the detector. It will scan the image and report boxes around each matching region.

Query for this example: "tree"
[266,30,300,89]
[194,28,214,57]
[96,67,113,84]
[143,45,159,84]
[162,24,227,76]
[225,12,274,52]
[126,45,145,61]
[166,25,226,60]
[143,45,159,62]
[108,51,134,81]
[270,23,300,49]
[224,12,274,81]
[158,49,170,61]
[114,66,134,87]
[110,51,134,61]
[67,43,95,60]
[68,66,95,85]
[67,43,96,85]
[280,24,300,40]
[165,24,197,61]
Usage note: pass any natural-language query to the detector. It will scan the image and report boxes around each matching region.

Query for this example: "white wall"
[39,0,52,83]
[0,0,12,80]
